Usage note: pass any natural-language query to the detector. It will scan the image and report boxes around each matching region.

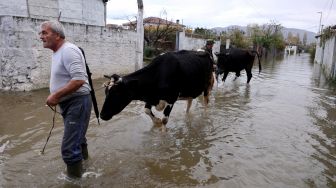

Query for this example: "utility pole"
[104,1,107,26]
[136,0,144,70]
[317,11,322,34]
[26,0,30,17]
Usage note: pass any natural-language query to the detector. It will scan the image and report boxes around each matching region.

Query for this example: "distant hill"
[282,27,316,44]
[211,25,317,44]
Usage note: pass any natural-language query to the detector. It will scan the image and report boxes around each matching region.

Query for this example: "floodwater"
[1,53,336,188]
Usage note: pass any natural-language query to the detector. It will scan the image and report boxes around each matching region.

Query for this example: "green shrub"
[144,47,156,58]
[308,45,316,60]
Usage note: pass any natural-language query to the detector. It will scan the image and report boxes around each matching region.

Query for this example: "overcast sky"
[106,0,335,33]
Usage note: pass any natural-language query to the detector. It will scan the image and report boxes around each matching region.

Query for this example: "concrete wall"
[28,0,60,20]
[315,35,336,79]
[0,16,137,91]
[178,31,220,60]
[0,17,223,91]
[314,38,323,64]
[0,0,105,26]
[0,0,28,17]
[58,0,105,26]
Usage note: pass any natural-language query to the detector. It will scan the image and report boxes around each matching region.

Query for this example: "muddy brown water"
[1,53,336,187]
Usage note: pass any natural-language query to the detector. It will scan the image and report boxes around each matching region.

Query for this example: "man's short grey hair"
[41,20,65,39]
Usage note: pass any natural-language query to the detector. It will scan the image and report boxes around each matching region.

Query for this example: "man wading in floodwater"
[39,20,92,178]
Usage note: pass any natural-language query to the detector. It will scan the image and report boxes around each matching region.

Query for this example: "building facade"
[0,0,140,91]
[0,0,107,26]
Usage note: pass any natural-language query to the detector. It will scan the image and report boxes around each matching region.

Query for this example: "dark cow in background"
[100,50,214,131]
[215,48,261,83]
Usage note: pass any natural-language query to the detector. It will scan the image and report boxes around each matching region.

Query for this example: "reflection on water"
[1,53,336,187]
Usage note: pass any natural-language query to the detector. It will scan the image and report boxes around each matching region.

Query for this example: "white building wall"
[178,31,220,60]
[315,35,336,79]
[0,0,105,26]
[0,16,137,91]
[59,0,105,26]
[315,38,323,64]
[321,36,336,78]
[0,0,28,17]
[82,0,105,26]
[28,0,60,20]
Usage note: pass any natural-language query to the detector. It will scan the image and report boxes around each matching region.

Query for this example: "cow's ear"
[111,74,121,82]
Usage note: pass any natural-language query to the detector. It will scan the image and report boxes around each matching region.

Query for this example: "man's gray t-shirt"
[50,42,91,102]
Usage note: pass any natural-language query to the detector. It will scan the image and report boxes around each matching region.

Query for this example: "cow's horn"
[104,75,112,79]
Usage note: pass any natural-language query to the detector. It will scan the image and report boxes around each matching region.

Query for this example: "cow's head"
[215,52,229,69]
[100,74,135,121]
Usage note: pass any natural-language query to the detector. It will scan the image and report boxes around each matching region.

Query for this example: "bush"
[308,45,316,60]
[144,47,156,58]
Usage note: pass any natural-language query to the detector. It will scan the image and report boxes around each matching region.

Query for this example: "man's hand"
[46,80,85,106]
[46,93,60,106]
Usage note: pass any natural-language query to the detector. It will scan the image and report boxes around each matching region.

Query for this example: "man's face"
[206,44,213,49]
[39,24,60,51]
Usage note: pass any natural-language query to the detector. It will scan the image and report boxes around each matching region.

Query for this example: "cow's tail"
[252,50,262,74]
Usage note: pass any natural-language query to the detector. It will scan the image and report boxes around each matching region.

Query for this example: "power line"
[242,0,267,18]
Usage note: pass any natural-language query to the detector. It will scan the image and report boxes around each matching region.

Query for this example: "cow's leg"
[178,97,192,113]
[186,98,192,113]
[215,72,219,82]
[161,103,175,132]
[234,72,240,81]
[203,73,214,107]
[155,100,166,111]
[209,75,215,102]
[144,103,161,125]
[222,72,229,82]
[246,69,252,83]
[215,68,224,83]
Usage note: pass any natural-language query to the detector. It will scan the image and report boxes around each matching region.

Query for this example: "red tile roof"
[123,17,185,27]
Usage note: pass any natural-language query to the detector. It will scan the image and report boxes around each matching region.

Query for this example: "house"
[122,16,185,30]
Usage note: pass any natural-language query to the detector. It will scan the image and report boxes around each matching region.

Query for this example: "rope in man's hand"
[40,105,59,155]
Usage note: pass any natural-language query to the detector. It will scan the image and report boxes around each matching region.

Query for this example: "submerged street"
[1,53,336,187]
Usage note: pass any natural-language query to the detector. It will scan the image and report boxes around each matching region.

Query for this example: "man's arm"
[46,79,85,106]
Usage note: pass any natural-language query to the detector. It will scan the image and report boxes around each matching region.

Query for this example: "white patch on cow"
[116,77,122,83]
[155,100,167,111]
[110,77,122,85]
[104,77,123,90]
[197,49,205,52]
[144,108,162,125]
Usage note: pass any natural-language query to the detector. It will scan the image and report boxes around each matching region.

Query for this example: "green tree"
[220,27,250,48]
[194,27,216,39]
[247,21,285,57]
[287,32,300,45]
[303,32,307,46]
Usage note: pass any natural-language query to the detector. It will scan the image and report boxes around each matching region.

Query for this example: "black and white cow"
[100,50,214,131]
[215,48,261,83]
